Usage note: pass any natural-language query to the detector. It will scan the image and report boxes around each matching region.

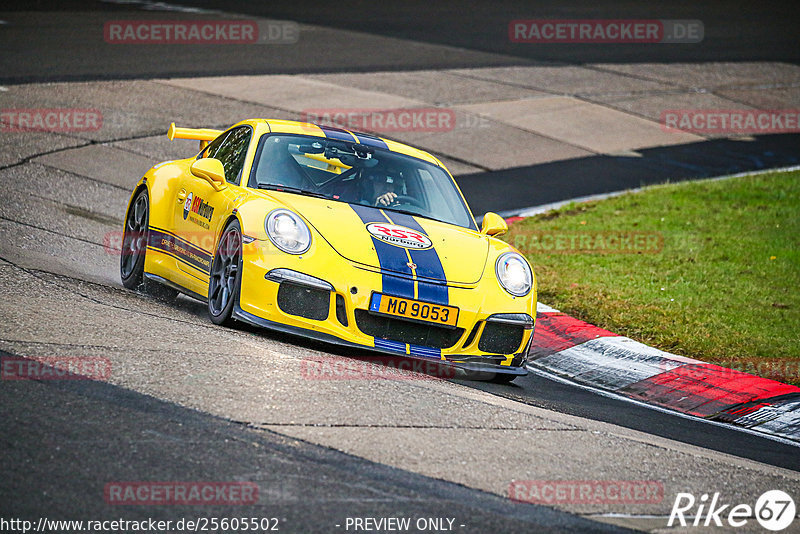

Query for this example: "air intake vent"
[461,321,482,348]
[277,283,329,321]
[478,322,524,354]
[335,294,348,326]
[355,310,463,349]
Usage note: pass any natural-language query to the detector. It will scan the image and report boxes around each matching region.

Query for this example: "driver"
[364,171,404,207]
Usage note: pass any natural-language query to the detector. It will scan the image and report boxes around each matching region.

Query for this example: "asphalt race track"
[1,2,799,532]
[2,0,798,82]
[1,353,615,533]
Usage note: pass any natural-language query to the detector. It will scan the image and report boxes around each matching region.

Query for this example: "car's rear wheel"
[120,189,178,301]
[208,220,242,326]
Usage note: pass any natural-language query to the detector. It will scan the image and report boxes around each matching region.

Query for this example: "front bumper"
[232,303,529,377]
[236,241,534,376]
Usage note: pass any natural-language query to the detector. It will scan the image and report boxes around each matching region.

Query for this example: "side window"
[199,131,230,160]
[211,127,252,185]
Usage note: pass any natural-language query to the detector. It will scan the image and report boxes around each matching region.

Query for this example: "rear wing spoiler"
[167,122,223,150]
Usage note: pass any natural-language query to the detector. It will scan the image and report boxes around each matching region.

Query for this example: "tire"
[120,189,149,290]
[208,219,243,326]
[120,188,178,301]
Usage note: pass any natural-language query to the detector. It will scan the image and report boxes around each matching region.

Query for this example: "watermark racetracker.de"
[509,19,703,43]
[301,108,489,133]
[104,19,298,44]
[1,108,103,132]
[1,356,112,380]
[509,480,664,505]
[106,230,257,260]
[662,109,800,134]
[300,355,457,381]
[104,482,259,505]
[1,517,281,533]
[658,359,800,385]
[718,360,800,384]
[511,230,664,255]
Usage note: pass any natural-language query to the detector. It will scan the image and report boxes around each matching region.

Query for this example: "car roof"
[253,119,444,168]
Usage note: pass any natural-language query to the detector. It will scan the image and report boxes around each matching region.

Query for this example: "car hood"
[271,192,488,285]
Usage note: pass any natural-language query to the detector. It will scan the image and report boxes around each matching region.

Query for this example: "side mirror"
[190,158,227,191]
[480,212,508,237]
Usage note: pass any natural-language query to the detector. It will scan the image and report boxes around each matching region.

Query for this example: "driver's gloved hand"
[376,192,398,206]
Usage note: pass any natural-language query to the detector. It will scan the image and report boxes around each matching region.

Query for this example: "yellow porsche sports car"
[120,119,536,382]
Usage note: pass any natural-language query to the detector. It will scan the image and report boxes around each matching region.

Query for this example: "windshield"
[247,134,476,230]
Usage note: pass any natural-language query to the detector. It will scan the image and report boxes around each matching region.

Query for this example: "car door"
[172,126,253,288]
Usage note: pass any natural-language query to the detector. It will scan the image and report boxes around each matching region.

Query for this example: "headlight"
[265,209,311,254]
[495,252,532,297]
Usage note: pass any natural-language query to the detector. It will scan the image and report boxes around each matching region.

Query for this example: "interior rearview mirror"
[190,158,227,191]
[480,212,508,237]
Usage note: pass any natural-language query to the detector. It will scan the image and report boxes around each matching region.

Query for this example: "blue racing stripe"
[148,227,212,274]
[382,213,449,305]
[374,338,407,354]
[415,279,448,306]
[409,344,442,359]
[350,204,415,299]
[319,124,358,143]
[351,132,389,150]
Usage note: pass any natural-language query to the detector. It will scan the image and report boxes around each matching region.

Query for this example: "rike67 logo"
[669,490,796,531]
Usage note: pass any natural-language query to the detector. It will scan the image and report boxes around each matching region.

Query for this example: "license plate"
[370,293,459,327]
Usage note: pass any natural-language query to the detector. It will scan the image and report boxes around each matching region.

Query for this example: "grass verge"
[507,169,800,384]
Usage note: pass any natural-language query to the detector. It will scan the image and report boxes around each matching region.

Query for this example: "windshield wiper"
[380,205,448,225]
[256,184,328,199]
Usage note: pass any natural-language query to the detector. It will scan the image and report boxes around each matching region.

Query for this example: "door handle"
[177,189,187,203]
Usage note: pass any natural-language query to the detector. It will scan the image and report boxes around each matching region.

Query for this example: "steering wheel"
[389,195,424,208]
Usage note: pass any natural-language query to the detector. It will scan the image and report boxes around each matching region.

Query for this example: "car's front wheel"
[208,219,243,326]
